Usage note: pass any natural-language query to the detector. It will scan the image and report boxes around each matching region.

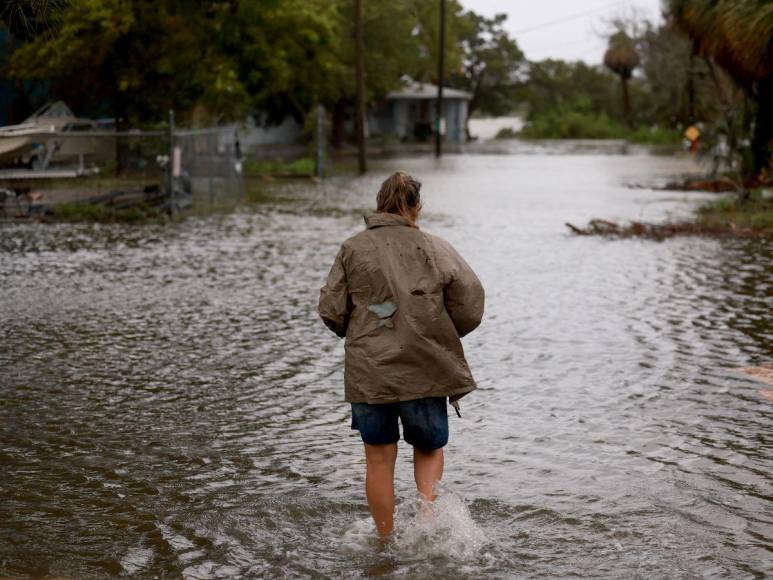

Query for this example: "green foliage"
[635,20,728,128]
[50,200,165,223]
[0,0,66,40]
[518,61,620,121]
[520,106,628,140]
[8,0,224,122]
[8,0,348,124]
[5,0,481,128]
[230,0,348,123]
[696,189,773,232]
[244,157,315,177]
[518,95,681,143]
[494,127,518,139]
[667,0,773,174]
[626,126,682,145]
[407,0,466,83]
[517,61,635,137]
[668,0,773,87]
[449,12,524,119]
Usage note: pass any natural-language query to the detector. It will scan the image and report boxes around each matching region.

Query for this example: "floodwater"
[1,143,771,578]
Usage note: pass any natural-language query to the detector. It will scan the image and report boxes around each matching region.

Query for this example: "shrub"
[244,157,315,176]
[520,108,627,139]
[494,127,519,139]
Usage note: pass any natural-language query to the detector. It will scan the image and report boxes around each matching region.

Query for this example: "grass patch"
[48,201,166,224]
[244,155,358,178]
[626,126,682,145]
[566,189,772,239]
[244,157,316,177]
[696,189,773,232]
[494,127,519,139]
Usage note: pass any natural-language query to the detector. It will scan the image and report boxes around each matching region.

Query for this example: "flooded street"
[1,145,771,578]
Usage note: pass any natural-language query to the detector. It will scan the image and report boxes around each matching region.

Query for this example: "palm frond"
[668,0,772,86]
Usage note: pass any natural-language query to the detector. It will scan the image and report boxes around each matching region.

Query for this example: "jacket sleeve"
[438,239,485,337]
[318,245,351,338]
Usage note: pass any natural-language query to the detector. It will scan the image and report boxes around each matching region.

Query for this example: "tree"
[354,0,365,172]
[450,12,524,138]
[667,0,773,175]
[328,0,423,147]
[636,20,727,128]
[0,0,66,40]
[7,0,249,124]
[228,0,346,125]
[7,0,350,126]
[518,59,619,120]
[603,30,640,128]
[408,0,465,84]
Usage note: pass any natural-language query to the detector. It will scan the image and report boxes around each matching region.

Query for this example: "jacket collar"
[363,211,418,229]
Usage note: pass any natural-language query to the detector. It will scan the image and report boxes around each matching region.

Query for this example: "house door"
[414,100,432,141]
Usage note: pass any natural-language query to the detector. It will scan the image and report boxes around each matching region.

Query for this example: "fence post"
[208,131,215,207]
[316,104,325,178]
[167,109,175,217]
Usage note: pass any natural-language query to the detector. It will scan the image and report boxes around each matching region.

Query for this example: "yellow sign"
[684,126,700,142]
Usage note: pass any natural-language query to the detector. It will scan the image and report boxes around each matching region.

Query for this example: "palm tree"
[604,31,640,128]
[668,0,773,175]
[0,0,65,39]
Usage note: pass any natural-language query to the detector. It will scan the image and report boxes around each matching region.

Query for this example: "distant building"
[368,80,472,144]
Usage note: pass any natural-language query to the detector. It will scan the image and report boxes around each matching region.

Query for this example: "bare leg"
[364,442,398,536]
[413,447,444,501]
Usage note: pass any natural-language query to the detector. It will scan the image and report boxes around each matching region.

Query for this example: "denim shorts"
[350,396,449,450]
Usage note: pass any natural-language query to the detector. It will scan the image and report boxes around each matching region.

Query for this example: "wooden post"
[167,109,175,217]
[435,0,445,158]
[315,104,325,178]
[354,0,367,174]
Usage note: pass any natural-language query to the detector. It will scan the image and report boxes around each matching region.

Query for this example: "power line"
[527,40,607,64]
[528,36,603,53]
[511,1,625,36]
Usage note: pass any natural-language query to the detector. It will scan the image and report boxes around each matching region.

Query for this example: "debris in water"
[735,365,773,387]
[565,218,765,239]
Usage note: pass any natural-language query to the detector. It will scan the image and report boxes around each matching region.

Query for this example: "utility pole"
[354,0,367,174]
[687,40,698,124]
[435,0,446,158]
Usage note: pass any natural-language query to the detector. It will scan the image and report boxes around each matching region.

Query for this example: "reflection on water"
[1,148,771,578]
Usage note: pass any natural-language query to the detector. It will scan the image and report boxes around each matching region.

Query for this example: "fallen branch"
[663,176,740,193]
[565,218,766,239]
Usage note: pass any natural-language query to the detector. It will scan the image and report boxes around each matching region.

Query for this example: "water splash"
[340,484,487,563]
[390,484,487,561]
[340,517,384,555]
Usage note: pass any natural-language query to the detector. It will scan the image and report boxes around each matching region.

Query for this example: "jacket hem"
[344,383,476,405]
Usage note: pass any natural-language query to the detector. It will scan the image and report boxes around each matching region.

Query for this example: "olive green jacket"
[318,211,484,404]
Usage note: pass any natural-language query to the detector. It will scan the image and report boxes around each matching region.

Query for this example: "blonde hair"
[376,171,422,217]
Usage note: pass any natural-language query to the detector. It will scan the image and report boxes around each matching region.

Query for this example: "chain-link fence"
[174,127,245,209]
[0,122,247,217]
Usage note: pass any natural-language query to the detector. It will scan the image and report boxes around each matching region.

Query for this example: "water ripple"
[1,152,771,578]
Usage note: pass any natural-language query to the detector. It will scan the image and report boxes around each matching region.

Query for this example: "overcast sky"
[459,0,665,65]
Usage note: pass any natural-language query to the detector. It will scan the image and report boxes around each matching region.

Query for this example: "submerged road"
[1,144,771,578]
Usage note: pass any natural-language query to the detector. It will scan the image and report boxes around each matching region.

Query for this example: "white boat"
[0,101,116,168]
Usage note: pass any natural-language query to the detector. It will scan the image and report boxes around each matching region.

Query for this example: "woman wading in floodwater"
[318,171,484,537]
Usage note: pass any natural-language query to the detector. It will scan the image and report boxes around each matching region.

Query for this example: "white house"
[368,80,472,144]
